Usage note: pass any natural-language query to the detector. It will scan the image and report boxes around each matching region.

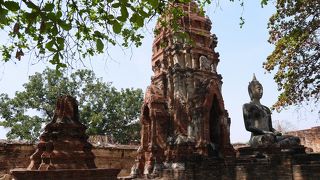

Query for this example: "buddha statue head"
[248,74,263,101]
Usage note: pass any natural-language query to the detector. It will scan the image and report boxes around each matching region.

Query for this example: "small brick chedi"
[27,95,96,170]
[10,96,120,180]
[131,2,235,177]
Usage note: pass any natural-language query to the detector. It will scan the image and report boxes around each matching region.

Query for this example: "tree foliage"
[0,0,272,69]
[265,0,319,110]
[1,0,317,110]
[0,0,212,70]
[0,68,143,143]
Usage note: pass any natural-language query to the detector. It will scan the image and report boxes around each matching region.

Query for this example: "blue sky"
[0,1,318,142]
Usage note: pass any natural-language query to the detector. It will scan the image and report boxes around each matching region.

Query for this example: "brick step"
[293,153,320,164]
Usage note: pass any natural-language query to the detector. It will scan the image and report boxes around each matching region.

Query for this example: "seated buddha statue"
[242,75,300,148]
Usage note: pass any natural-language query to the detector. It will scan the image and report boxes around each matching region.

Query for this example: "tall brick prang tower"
[132,1,235,177]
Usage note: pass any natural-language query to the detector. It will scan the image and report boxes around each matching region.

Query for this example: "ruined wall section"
[286,126,320,152]
[1,135,320,179]
[0,140,138,177]
[161,154,320,180]
[0,141,34,176]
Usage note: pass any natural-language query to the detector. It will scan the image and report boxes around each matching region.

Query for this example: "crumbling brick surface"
[1,139,320,179]
[0,142,34,176]
[0,139,138,178]
[132,2,235,176]
[286,126,320,152]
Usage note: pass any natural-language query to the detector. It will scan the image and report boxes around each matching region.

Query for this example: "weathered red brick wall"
[0,141,34,177]
[2,129,320,180]
[161,153,320,180]
[0,140,138,178]
[2,141,320,179]
[286,126,320,152]
[93,145,138,176]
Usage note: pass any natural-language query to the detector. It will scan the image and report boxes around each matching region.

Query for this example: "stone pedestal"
[237,145,306,157]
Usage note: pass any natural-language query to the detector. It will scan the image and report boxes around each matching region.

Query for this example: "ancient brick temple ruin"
[132,1,235,177]
[130,1,320,179]
[27,96,96,170]
[10,96,120,180]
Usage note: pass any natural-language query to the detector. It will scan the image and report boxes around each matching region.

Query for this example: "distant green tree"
[265,0,319,110]
[0,68,143,143]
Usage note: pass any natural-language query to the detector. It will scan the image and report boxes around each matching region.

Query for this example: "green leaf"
[25,11,39,23]
[130,13,144,27]
[112,3,121,8]
[47,12,58,21]
[148,0,159,8]
[45,40,56,52]
[261,0,268,7]
[92,0,98,6]
[117,15,126,22]
[59,21,72,31]
[43,3,54,11]
[112,21,122,34]
[56,37,64,45]
[119,6,128,21]
[96,38,104,52]
[3,1,20,11]
[24,1,38,9]
[57,11,62,18]
[94,30,102,38]
[49,24,58,35]
[49,53,60,65]
[56,37,64,50]
[57,62,67,68]
[0,8,9,23]
[138,9,148,17]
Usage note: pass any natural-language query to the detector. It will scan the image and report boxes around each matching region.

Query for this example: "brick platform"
[10,168,120,180]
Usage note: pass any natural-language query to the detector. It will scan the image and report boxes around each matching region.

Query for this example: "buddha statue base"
[237,144,306,158]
